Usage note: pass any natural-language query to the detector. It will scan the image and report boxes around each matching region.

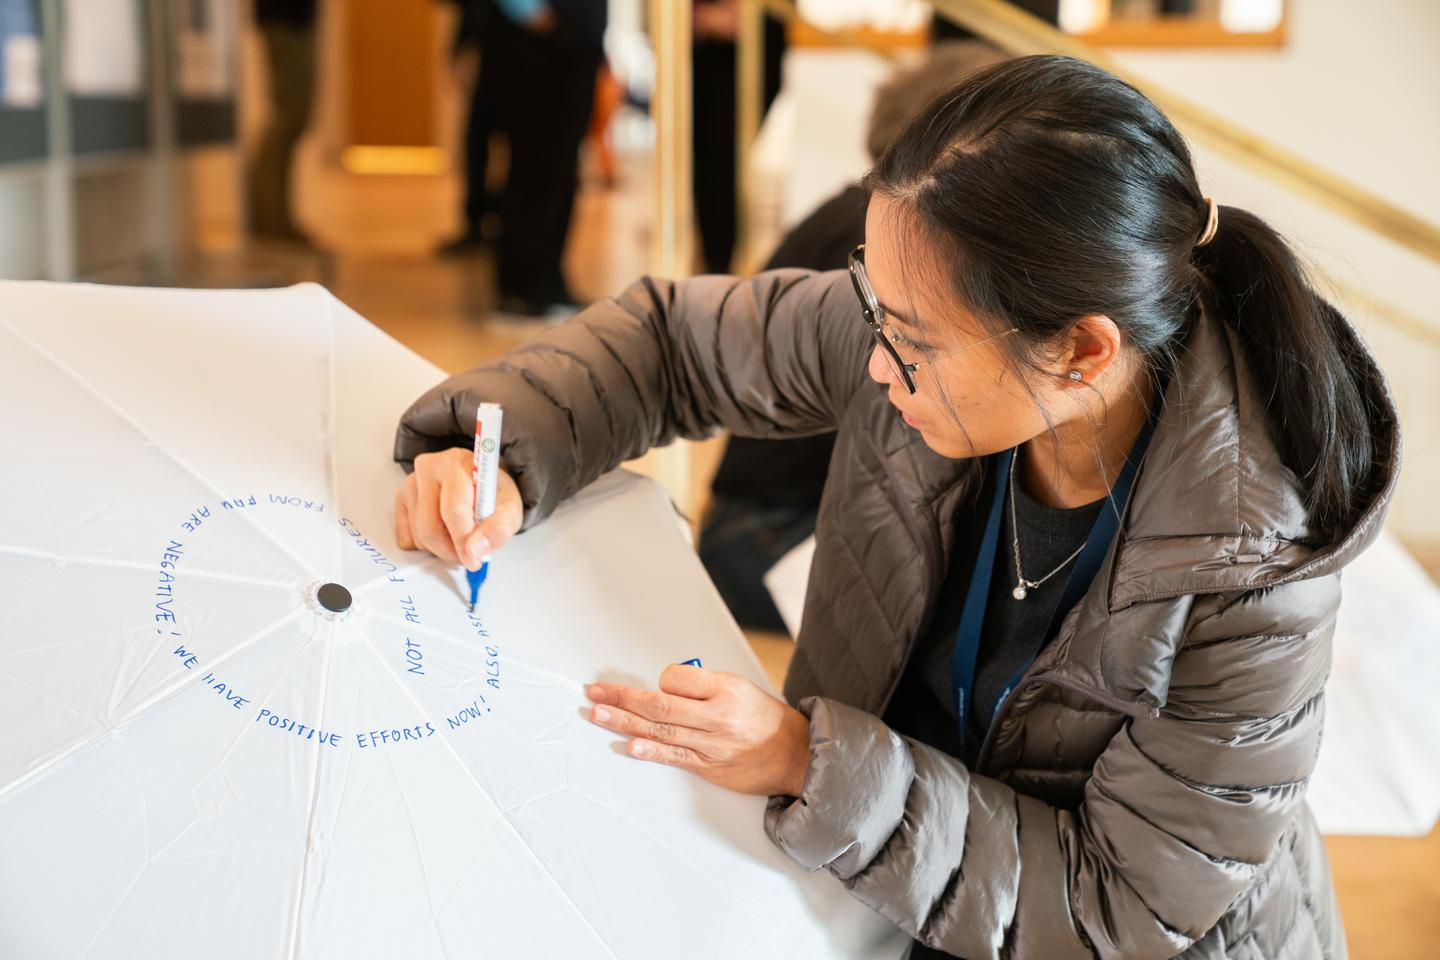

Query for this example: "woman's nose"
[868,343,899,386]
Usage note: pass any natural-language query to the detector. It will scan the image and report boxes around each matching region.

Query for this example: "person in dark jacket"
[487,0,607,315]
[701,41,1006,632]
[440,0,501,253]
[932,0,1058,41]
[392,56,1396,958]
[250,0,319,242]
[691,0,787,274]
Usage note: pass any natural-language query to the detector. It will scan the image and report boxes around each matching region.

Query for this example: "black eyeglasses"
[847,244,1017,395]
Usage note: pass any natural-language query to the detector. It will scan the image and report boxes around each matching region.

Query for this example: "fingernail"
[630,741,652,758]
[592,706,610,723]
[467,533,491,564]
[585,685,602,701]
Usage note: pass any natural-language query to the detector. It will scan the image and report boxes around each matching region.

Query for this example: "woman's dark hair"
[863,54,1374,540]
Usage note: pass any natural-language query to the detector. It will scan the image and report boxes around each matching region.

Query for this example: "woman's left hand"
[585,664,811,798]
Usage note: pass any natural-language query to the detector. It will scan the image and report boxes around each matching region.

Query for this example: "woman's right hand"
[394,447,524,570]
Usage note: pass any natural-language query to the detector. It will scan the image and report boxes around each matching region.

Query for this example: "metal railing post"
[647,0,696,516]
[650,0,694,279]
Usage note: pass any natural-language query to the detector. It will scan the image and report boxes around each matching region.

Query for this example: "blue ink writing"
[446,693,492,729]
[484,646,501,690]
[268,495,325,512]
[404,637,424,675]
[356,722,437,748]
[169,632,198,670]
[155,540,184,622]
[399,595,420,624]
[180,506,211,533]
[200,672,250,710]
[254,708,343,746]
[338,518,405,582]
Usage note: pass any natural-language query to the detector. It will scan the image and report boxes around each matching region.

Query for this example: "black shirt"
[883,455,1105,769]
[707,185,868,506]
[254,0,317,28]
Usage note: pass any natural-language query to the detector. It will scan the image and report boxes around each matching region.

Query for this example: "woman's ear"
[1060,314,1123,386]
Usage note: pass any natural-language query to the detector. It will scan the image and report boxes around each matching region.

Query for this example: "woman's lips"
[889,392,924,428]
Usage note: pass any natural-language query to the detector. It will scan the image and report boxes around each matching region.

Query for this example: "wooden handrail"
[747,0,1440,348]
[760,0,1440,268]
[926,0,1440,267]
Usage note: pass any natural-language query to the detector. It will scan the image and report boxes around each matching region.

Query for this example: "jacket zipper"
[1039,672,1162,720]
[975,670,1160,773]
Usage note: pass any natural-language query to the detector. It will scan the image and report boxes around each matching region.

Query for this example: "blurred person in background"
[250,0,319,244]
[699,41,1006,633]
[488,0,606,317]
[585,61,625,189]
[691,0,786,274]
[932,0,1058,40]
[441,0,502,254]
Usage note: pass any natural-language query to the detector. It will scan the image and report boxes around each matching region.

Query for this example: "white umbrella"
[0,281,907,960]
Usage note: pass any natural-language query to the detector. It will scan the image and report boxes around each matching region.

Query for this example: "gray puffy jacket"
[395,270,1399,960]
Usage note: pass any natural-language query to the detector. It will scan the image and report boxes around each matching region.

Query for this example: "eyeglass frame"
[847,243,1019,395]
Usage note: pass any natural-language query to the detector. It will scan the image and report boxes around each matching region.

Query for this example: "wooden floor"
[256,150,1439,959]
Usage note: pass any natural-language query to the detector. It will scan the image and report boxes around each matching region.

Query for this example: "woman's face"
[861,195,1077,460]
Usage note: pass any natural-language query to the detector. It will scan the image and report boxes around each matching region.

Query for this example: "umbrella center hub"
[316,582,353,614]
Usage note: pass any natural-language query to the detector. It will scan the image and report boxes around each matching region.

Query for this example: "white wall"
[1111,0,1440,224]
[0,170,50,279]
[1110,0,1440,551]
[771,1,1440,551]
[778,49,896,229]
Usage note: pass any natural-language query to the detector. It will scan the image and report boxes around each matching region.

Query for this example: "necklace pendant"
[1012,584,1028,600]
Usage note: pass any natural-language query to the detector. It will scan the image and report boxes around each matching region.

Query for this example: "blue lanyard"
[950,415,1158,753]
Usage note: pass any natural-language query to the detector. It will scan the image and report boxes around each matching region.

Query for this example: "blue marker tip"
[466,561,489,611]
[680,658,702,668]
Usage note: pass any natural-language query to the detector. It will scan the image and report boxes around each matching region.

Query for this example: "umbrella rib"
[350,556,438,598]
[362,609,581,693]
[382,758,452,955]
[0,608,306,802]
[324,295,343,589]
[118,607,309,728]
[0,543,300,591]
[285,619,339,960]
[77,832,153,960]
[347,497,558,601]
[340,619,622,959]
[0,668,106,737]
[141,616,329,867]
[0,318,324,583]
[431,815,504,913]
[107,731,153,915]
[351,613,795,948]
[357,609,601,748]
[551,780,787,936]
[0,548,53,642]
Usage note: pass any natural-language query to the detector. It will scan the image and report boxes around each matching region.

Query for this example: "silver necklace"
[1008,451,1088,601]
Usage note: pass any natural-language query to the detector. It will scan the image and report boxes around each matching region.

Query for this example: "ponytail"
[1192,206,1376,540]
[866,55,1382,540]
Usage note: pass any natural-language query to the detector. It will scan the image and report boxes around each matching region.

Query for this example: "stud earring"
[1067,370,1083,382]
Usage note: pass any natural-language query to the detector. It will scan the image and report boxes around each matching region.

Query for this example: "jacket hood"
[1108,304,1401,610]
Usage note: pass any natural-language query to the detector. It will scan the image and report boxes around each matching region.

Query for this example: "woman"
[393,56,1396,958]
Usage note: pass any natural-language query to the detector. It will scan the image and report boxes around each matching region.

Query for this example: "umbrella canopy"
[0,282,907,960]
